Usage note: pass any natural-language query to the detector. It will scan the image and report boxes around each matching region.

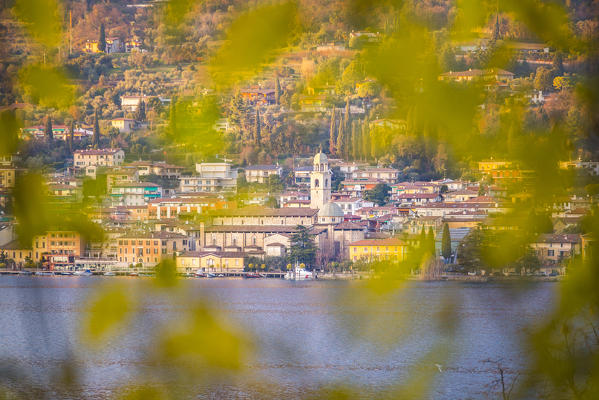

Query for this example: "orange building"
[33,231,86,263]
[116,231,188,267]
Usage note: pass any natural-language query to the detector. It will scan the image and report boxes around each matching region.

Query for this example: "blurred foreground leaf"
[13,0,62,48]
[211,1,299,87]
[18,64,76,110]
[82,284,135,345]
[0,110,21,156]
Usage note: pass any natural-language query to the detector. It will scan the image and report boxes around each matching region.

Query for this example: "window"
[548,250,555,257]
[315,179,319,188]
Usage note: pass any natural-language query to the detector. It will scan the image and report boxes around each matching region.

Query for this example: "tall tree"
[68,120,75,153]
[441,223,452,261]
[343,97,351,133]
[336,119,345,160]
[169,97,177,137]
[351,120,359,160]
[329,109,336,155]
[289,225,317,269]
[93,109,100,148]
[275,75,281,105]
[44,116,53,141]
[552,51,564,76]
[98,24,106,51]
[99,23,106,52]
[419,226,427,248]
[254,107,261,145]
[136,100,146,121]
[427,226,436,256]
[361,117,370,160]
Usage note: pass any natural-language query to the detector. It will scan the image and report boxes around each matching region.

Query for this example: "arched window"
[253,237,257,245]
[325,179,328,187]
[315,179,320,188]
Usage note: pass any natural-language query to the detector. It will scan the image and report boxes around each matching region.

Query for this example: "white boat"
[284,263,314,280]
[103,271,116,276]
[74,270,93,276]
[35,271,55,276]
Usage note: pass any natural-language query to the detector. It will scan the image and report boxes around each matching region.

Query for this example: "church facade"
[190,151,366,265]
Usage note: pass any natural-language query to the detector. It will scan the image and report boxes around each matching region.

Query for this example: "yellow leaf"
[82,285,134,344]
[211,2,299,88]
[13,0,62,48]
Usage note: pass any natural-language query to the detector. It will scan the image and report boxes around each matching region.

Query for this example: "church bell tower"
[310,151,331,209]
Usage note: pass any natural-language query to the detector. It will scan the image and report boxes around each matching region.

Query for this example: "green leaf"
[13,0,63,48]
[211,2,299,87]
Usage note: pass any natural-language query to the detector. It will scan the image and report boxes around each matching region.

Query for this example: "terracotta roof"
[536,234,581,244]
[210,206,317,217]
[350,238,406,246]
[206,225,299,233]
[179,251,245,258]
[245,164,281,171]
[334,221,365,230]
[74,148,123,155]
[0,240,32,250]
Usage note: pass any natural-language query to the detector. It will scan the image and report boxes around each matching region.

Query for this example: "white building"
[244,164,283,183]
[179,162,238,193]
[74,149,125,169]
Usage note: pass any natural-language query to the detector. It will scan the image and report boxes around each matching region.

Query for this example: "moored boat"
[244,272,264,279]
[284,263,314,281]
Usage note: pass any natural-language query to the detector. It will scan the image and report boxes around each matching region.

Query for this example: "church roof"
[314,152,328,164]
[318,202,344,218]
[210,206,318,217]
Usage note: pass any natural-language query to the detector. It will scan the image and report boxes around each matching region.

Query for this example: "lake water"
[0,276,557,399]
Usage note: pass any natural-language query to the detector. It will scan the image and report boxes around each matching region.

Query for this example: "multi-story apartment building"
[0,167,16,189]
[129,161,184,179]
[110,182,162,206]
[116,232,189,267]
[349,238,408,262]
[179,162,238,193]
[33,231,86,262]
[244,165,283,183]
[74,149,125,169]
[351,167,399,184]
[148,196,230,219]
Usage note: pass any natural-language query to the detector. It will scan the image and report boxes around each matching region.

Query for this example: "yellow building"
[176,251,245,273]
[33,231,85,262]
[349,238,408,262]
[0,241,34,268]
[0,167,16,189]
[84,40,101,53]
[478,160,513,172]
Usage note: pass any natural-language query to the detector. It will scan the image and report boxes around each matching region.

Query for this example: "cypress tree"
[336,120,344,160]
[169,98,177,137]
[343,97,351,132]
[93,109,100,148]
[254,107,261,145]
[45,116,53,141]
[419,226,426,248]
[68,120,75,153]
[361,118,370,160]
[427,226,436,256]
[275,75,281,105]
[136,100,146,121]
[329,109,336,155]
[99,23,106,52]
[441,223,452,261]
[351,120,359,160]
